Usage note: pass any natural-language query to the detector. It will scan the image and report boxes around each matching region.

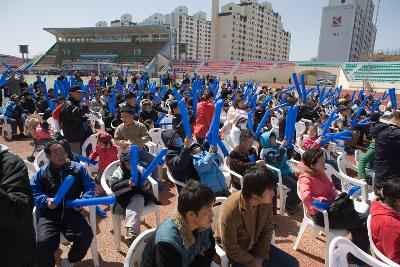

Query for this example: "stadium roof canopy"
[44,25,169,37]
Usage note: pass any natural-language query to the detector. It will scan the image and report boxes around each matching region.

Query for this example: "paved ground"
[1,133,333,267]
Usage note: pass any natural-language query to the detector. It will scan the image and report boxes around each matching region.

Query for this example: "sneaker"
[11,135,20,140]
[60,259,75,267]
[125,227,138,240]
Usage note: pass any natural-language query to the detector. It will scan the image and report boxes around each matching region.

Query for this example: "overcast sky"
[0,0,398,61]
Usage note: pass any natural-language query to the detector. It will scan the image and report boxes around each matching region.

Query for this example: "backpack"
[3,102,16,118]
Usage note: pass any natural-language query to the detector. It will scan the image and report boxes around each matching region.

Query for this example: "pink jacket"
[370,200,400,263]
[297,162,337,215]
[89,144,119,174]
[193,100,215,138]
[301,135,321,150]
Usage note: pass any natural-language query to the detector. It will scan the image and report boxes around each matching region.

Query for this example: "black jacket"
[139,109,159,124]
[0,148,35,267]
[109,165,160,215]
[161,129,200,183]
[20,98,36,114]
[369,122,400,188]
[60,97,91,142]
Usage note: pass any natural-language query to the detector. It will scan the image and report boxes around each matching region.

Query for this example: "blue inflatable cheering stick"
[389,88,398,110]
[65,195,116,209]
[130,146,139,186]
[178,100,192,138]
[52,175,75,206]
[140,148,168,186]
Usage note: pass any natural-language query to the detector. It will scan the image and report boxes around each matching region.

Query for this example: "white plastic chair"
[291,161,350,266]
[166,168,186,208]
[337,153,371,204]
[124,228,156,267]
[47,117,61,133]
[367,215,399,267]
[211,197,230,267]
[268,164,289,216]
[100,160,161,251]
[148,128,164,150]
[24,160,38,178]
[324,164,369,215]
[223,157,244,189]
[329,236,391,267]
[81,134,99,175]
[87,113,105,131]
[271,116,280,137]
[295,121,307,138]
[34,150,48,169]
[0,115,13,139]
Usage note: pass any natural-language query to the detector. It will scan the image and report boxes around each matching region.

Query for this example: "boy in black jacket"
[110,151,160,239]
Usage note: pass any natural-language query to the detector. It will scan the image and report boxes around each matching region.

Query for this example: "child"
[191,143,230,197]
[109,151,160,239]
[89,131,118,178]
[34,121,53,141]
[260,131,300,214]
[301,124,323,151]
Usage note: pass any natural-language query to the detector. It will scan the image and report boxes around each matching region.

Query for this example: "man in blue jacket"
[31,140,95,267]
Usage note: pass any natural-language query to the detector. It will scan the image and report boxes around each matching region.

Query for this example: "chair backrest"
[87,113,105,131]
[34,150,48,169]
[212,197,227,232]
[82,134,99,158]
[124,228,156,267]
[354,149,364,166]
[24,160,39,178]
[166,168,186,187]
[101,160,121,195]
[47,117,61,133]
[148,128,164,149]
[367,215,399,266]
[295,121,307,138]
[328,236,391,267]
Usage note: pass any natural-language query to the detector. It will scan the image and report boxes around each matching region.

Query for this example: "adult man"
[370,110,400,193]
[114,106,158,177]
[217,165,299,267]
[20,91,36,115]
[161,129,200,183]
[7,71,21,95]
[114,106,150,150]
[229,130,266,189]
[0,145,36,267]
[31,140,95,267]
[141,180,216,267]
[59,85,92,153]
[139,99,159,124]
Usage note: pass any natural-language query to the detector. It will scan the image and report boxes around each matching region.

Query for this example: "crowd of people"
[0,69,399,267]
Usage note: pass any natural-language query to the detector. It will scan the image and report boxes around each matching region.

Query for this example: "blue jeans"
[232,245,299,267]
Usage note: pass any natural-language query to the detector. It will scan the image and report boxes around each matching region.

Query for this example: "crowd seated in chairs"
[1,69,399,267]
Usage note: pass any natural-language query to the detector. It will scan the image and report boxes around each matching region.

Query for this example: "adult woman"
[296,148,369,264]
[193,91,215,149]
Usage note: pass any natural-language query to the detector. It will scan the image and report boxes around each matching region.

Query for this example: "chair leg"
[155,206,161,225]
[325,234,334,267]
[89,206,100,267]
[112,214,121,251]
[293,219,308,250]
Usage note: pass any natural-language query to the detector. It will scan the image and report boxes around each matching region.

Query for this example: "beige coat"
[114,121,150,149]
[216,191,274,267]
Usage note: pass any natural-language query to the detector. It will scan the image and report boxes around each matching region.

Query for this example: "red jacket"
[89,144,119,174]
[297,162,337,215]
[370,200,400,263]
[301,135,321,150]
[193,100,215,139]
[52,103,64,120]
